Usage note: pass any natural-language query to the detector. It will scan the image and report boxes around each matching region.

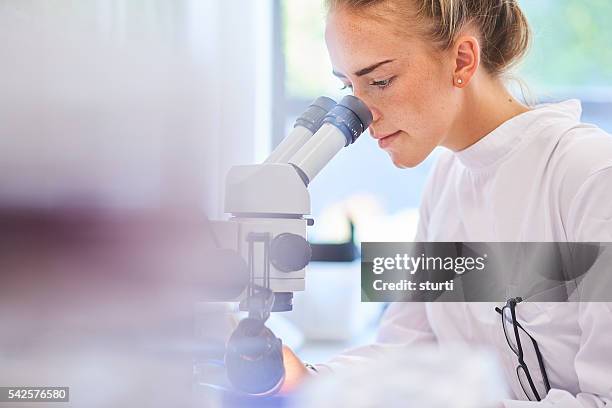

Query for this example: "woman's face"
[325,8,460,168]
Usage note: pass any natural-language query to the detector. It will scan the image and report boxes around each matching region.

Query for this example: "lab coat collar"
[454,99,582,170]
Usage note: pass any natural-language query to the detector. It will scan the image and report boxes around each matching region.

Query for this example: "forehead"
[325,8,415,74]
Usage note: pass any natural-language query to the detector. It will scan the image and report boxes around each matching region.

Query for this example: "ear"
[452,35,480,88]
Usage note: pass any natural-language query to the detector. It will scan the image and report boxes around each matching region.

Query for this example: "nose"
[352,90,381,127]
[361,103,382,133]
[369,106,382,123]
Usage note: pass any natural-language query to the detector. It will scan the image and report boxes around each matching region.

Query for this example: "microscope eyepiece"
[294,96,337,133]
[264,96,337,164]
[288,95,373,184]
[322,95,374,146]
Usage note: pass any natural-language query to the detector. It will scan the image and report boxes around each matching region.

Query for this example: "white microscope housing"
[215,95,373,312]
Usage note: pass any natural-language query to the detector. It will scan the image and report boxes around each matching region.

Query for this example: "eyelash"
[370,77,395,89]
[340,76,396,91]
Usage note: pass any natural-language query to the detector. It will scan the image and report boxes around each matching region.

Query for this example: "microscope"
[208,95,372,395]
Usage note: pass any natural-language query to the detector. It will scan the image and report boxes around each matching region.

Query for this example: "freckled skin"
[326,10,456,168]
[325,8,529,168]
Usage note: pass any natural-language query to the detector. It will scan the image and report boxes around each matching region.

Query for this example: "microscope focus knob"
[270,233,312,272]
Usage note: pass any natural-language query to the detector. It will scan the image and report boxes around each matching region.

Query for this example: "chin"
[387,151,423,169]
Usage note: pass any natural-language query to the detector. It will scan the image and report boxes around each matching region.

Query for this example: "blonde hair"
[326,0,531,76]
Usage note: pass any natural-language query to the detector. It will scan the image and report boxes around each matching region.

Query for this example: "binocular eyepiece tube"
[288,95,373,185]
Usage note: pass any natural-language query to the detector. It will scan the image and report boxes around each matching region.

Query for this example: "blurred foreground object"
[295,345,508,408]
[0,208,235,407]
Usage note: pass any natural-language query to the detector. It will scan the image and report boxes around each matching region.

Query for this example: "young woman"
[281,0,612,405]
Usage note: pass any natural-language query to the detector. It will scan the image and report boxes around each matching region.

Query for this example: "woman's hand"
[279,345,312,393]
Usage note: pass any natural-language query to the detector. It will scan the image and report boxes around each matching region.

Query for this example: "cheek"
[387,70,455,140]
[379,76,456,167]
[421,62,459,130]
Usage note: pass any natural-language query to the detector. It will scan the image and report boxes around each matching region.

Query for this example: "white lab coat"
[317,100,612,407]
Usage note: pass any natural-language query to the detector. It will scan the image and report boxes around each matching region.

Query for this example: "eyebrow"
[332,59,395,78]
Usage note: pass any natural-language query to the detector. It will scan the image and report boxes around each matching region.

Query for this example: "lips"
[375,131,401,148]
[371,130,400,140]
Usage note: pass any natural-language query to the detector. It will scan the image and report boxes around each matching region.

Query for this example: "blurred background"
[281,0,612,243]
[0,0,611,404]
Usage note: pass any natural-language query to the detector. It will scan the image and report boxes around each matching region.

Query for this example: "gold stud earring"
[457,78,463,85]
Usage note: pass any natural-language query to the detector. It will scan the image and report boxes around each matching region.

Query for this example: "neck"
[444,74,530,152]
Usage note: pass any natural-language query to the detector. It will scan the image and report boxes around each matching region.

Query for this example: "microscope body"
[213,163,312,310]
[212,94,373,312]
[211,95,373,395]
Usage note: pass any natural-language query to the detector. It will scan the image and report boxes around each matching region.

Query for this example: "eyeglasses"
[495,297,551,401]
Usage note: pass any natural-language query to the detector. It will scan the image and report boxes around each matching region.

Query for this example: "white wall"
[0,0,272,217]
